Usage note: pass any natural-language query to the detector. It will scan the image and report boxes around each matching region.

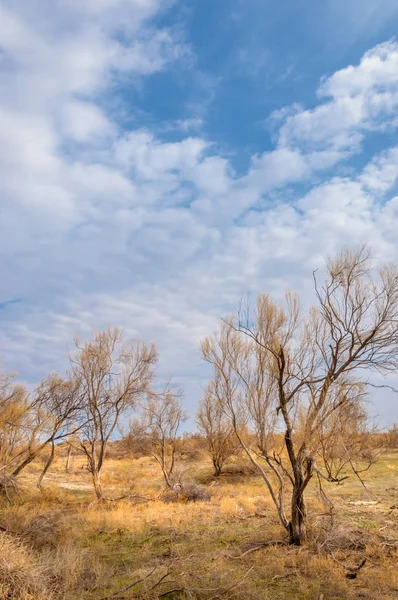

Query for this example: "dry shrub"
[43,542,84,592]
[20,511,69,550]
[162,482,211,504]
[0,474,20,504]
[180,482,211,502]
[37,485,68,505]
[41,542,110,596]
[179,433,207,461]
[103,440,130,460]
[0,532,52,600]
[310,522,370,553]
[0,533,109,599]
[222,462,259,477]
[384,424,398,448]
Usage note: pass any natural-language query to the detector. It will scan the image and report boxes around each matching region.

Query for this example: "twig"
[330,552,367,579]
[271,570,299,582]
[101,493,150,503]
[229,540,287,559]
[209,566,254,600]
[144,571,176,594]
[157,588,185,598]
[100,566,157,599]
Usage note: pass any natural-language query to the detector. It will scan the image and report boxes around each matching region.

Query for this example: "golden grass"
[0,532,51,600]
[0,451,397,599]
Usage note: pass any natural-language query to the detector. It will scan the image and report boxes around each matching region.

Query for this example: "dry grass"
[0,451,397,599]
[0,532,51,600]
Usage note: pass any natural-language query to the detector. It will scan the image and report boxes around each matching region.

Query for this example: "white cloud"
[60,101,116,143]
[160,118,204,133]
[246,148,310,191]
[276,41,398,160]
[114,131,208,179]
[318,41,398,99]
[2,10,398,425]
[360,146,398,193]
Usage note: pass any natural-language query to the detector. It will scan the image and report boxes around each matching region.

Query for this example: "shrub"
[20,512,67,550]
[179,482,211,502]
[386,424,398,448]
[222,462,259,477]
[0,532,51,600]
[162,482,211,503]
[0,474,20,504]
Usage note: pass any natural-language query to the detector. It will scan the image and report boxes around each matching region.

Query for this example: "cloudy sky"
[1,0,398,426]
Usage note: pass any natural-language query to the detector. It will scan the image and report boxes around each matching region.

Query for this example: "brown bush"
[43,542,110,596]
[0,532,52,600]
[179,433,207,461]
[385,424,398,448]
[0,474,20,504]
[162,482,211,503]
[222,462,259,477]
[309,522,370,553]
[20,513,66,550]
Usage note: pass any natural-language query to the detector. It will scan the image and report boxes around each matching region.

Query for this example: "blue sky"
[1,0,398,426]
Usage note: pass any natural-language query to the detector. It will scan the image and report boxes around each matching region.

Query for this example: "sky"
[1,0,398,427]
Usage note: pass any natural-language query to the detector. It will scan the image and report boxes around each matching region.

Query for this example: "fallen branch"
[229,539,287,559]
[209,566,255,600]
[330,552,367,579]
[157,588,185,598]
[100,566,157,599]
[271,570,299,582]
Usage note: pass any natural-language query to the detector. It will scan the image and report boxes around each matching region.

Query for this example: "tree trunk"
[290,483,307,545]
[65,445,72,473]
[37,440,55,490]
[162,467,173,489]
[12,448,42,476]
[283,428,310,545]
[92,468,103,501]
[213,457,222,476]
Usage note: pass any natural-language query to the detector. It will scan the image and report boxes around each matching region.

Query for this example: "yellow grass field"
[1,449,398,600]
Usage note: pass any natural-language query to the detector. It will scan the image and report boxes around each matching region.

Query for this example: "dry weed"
[0,532,52,600]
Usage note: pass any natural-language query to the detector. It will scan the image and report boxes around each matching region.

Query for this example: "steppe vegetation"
[1,246,398,599]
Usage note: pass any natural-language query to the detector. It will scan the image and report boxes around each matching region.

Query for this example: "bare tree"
[311,397,379,482]
[122,416,151,458]
[0,367,29,471]
[197,380,238,476]
[37,376,86,488]
[202,246,398,544]
[10,374,84,484]
[71,327,157,501]
[144,390,186,488]
[63,432,81,473]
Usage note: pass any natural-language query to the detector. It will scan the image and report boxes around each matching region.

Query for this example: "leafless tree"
[310,397,380,482]
[197,380,238,476]
[122,416,152,458]
[63,432,81,473]
[0,367,29,471]
[202,246,398,544]
[36,375,86,489]
[10,374,84,485]
[71,327,157,500]
[0,368,84,483]
[144,389,186,488]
